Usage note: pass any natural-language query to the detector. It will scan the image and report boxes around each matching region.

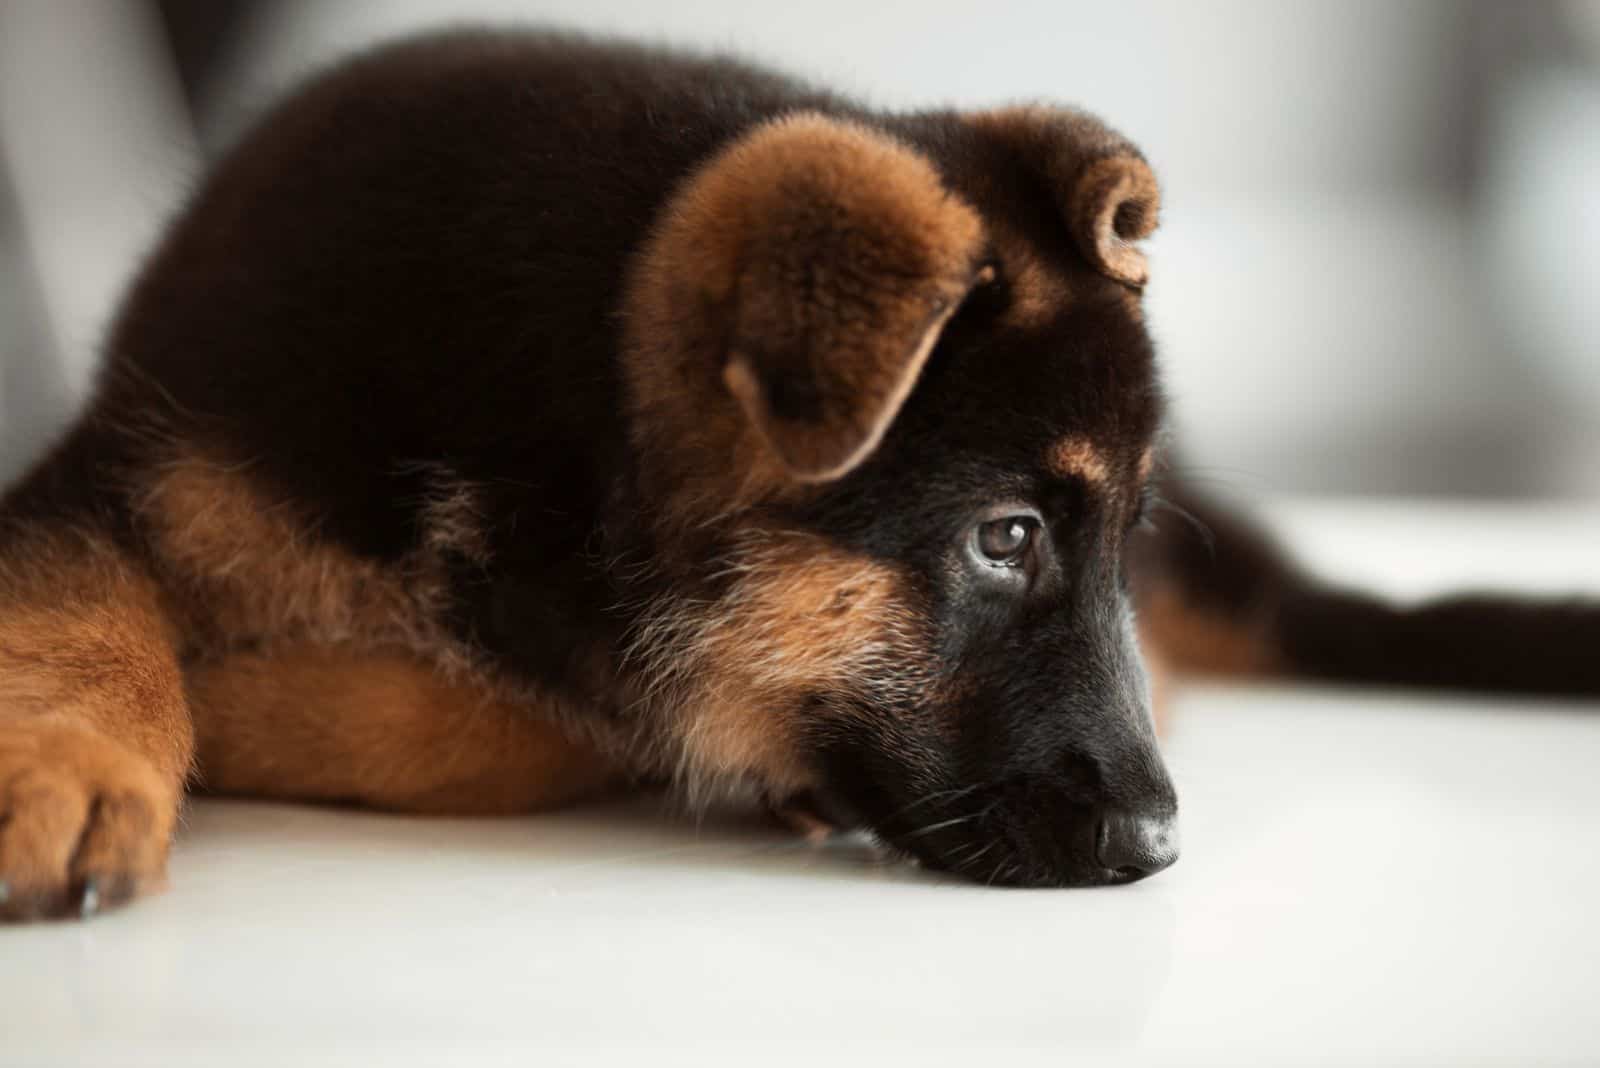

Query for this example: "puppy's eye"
[973,515,1038,566]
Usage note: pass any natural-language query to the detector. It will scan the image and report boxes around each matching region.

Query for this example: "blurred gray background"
[2,0,1597,498]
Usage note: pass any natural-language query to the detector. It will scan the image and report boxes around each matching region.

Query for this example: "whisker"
[943,841,976,865]
[901,813,979,840]
[950,839,998,872]
[988,860,1021,887]
[878,782,985,824]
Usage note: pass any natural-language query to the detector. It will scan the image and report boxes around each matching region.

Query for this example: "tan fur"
[135,451,471,671]
[134,451,626,813]
[720,294,962,482]
[1137,446,1157,483]
[1138,588,1282,679]
[626,530,936,805]
[1047,436,1112,485]
[623,112,987,537]
[187,646,622,814]
[995,232,1073,329]
[0,530,191,782]
[1071,156,1161,287]
[0,528,191,917]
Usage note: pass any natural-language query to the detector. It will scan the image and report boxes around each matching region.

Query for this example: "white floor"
[3,500,1598,1066]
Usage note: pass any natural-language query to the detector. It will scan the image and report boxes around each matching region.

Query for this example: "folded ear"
[969,106,1160,288]
[630,113,987,482]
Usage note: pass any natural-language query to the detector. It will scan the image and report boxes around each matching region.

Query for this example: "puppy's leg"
[187,646,623,815]
[0,530,192,920]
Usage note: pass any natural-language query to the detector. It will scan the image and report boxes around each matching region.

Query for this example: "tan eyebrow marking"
[1046,436,1111,484]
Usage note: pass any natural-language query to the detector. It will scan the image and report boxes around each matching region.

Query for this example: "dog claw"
[77,878,101,920]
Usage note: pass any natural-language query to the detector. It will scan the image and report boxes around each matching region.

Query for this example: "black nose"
[1095,809,1179,881]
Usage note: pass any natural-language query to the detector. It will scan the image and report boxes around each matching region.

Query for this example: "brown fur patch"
[135,451,470,670]
[134,452,628,813]
[0,719,179,918]
[994,231,1073,328]
[187,646,622,814]
[0,530,191,780]
[1137,446,1157,483]
[0,528,190,918]
[1137,638,1176,740]
[1137,588,1283,679]
[623,112,987,536]
[1047,436,1112,485]
[626,530,935,804]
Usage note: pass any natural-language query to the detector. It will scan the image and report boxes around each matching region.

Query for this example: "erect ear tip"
[1072,155,1161,288]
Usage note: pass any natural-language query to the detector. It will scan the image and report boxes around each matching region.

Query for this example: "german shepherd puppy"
[1,30,1594,921]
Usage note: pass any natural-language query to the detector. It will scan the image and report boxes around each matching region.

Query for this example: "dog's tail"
[1132,481,1600,697]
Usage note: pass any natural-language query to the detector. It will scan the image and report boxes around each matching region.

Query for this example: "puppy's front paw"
[0,721,178,922]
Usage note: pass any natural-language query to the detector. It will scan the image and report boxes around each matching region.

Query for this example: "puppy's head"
[622,108,1173,886]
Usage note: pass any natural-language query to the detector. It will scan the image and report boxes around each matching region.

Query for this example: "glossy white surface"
[3,499,1598,1066]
